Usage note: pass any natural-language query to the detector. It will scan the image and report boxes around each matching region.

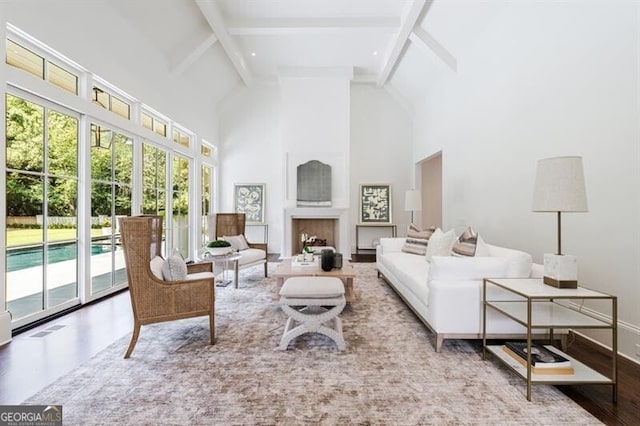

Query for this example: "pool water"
[7,243,113,272]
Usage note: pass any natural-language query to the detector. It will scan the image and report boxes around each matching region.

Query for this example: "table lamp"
[405,189,422,224]
[532,156,588,288]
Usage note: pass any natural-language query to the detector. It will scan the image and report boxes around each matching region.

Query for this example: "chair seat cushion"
[186,271,216,281]
[238,248,266,266]
[280,277,344,298]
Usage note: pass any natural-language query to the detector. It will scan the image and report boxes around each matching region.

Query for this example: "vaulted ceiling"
[107,0,465,110]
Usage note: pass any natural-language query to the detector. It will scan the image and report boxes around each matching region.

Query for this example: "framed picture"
[359,184,392,223]
[234,183,266,224]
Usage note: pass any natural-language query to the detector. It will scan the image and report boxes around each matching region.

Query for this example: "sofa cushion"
[401,224,436,255]
[486,244,532,278]
[452,226,478,257]
[223,234,249,251]
[425,228,457,262]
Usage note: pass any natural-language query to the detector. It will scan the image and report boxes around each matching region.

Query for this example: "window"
[141,111,167,137]
[47,62,77,94]
[201,145,212,157]
[170,154,190,257]
[6,39,78,95]
[5,93,79,321]
[172,128,190,148]
[90,123,133,295]
[6,39,44,79]
[92,87,131,120]
[201,164,213,247]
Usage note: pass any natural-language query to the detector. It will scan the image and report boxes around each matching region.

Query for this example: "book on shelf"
[502,342,575,375]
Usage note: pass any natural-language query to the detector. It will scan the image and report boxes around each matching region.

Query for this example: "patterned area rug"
[25,263,600,425]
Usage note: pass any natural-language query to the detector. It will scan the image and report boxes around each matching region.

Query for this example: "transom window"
[92,87,131,120]
[141,111,167,137]
[6,39,78,95]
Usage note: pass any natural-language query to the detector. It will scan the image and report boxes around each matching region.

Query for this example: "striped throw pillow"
[401,223,437,255]
[452,226,479,257]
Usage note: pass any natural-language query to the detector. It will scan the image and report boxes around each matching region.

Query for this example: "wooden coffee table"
[273,258,356,303]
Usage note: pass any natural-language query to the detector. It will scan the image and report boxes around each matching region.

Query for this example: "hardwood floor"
[0,257,637,425]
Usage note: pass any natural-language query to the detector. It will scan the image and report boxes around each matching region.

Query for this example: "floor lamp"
[532,156,588,288]
[404,189,422,224]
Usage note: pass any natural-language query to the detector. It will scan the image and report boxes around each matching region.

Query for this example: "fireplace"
[283,208,350,258]
[292,218,336,254]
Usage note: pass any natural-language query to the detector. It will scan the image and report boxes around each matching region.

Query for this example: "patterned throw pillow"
[401,223,437,255]
[452,226,479,257]
[223,235,250,251]
[424,228,457,262]
[162,249,188,281]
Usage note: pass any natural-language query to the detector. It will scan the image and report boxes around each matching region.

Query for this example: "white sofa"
[376,237,544,352]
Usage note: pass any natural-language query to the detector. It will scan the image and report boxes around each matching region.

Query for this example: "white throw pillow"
[162,249,188,281]
[475,235,491,257]
[149,256,165,280]
[425,228,457,262]
[223,235,249,251]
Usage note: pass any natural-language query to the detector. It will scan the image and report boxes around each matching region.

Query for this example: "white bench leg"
[277,298,346,351]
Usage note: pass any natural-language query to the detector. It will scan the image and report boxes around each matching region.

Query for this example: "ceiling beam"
[376,0,428,88]
[227,17,400,35]
[196,0,252,87]
[170,33,218,76]
[409,26,457,72]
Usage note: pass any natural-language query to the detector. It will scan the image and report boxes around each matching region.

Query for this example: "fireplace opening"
[291,218,337,254]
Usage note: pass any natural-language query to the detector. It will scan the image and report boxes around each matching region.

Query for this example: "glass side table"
[198,251,241,287]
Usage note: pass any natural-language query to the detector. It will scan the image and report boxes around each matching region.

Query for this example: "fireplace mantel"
[283,208,350,258]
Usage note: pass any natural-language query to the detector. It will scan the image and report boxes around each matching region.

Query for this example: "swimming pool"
[6,243,114,272]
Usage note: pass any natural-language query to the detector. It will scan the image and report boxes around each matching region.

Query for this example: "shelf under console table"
[355,223,397,252]
[482,277,617,402]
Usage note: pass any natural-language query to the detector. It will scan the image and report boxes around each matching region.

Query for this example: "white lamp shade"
[404,189,422,211]
[532,156,588,212]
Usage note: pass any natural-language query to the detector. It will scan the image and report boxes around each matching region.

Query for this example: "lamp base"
[543,253,578,289]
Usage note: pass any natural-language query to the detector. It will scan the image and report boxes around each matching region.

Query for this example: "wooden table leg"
[343,277,355,303]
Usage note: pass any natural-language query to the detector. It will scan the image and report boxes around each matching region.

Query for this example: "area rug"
[25,263,600,425]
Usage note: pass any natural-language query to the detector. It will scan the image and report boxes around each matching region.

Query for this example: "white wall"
[218,83,283,251]
[280,76,351,207]
[350,84,414,249]
[218,82,413,254]
[407,1,640,360]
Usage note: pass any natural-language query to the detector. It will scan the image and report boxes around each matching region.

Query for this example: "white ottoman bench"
[277,276,346,351]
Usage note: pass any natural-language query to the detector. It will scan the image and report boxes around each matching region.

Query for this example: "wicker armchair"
[212,213,268,286]
[119,215,215,358]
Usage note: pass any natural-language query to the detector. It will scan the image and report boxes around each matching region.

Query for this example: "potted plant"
[206,239,232,256]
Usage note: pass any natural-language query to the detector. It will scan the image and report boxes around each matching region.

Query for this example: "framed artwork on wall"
[234,183,266,224]
[359,184,392,223]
